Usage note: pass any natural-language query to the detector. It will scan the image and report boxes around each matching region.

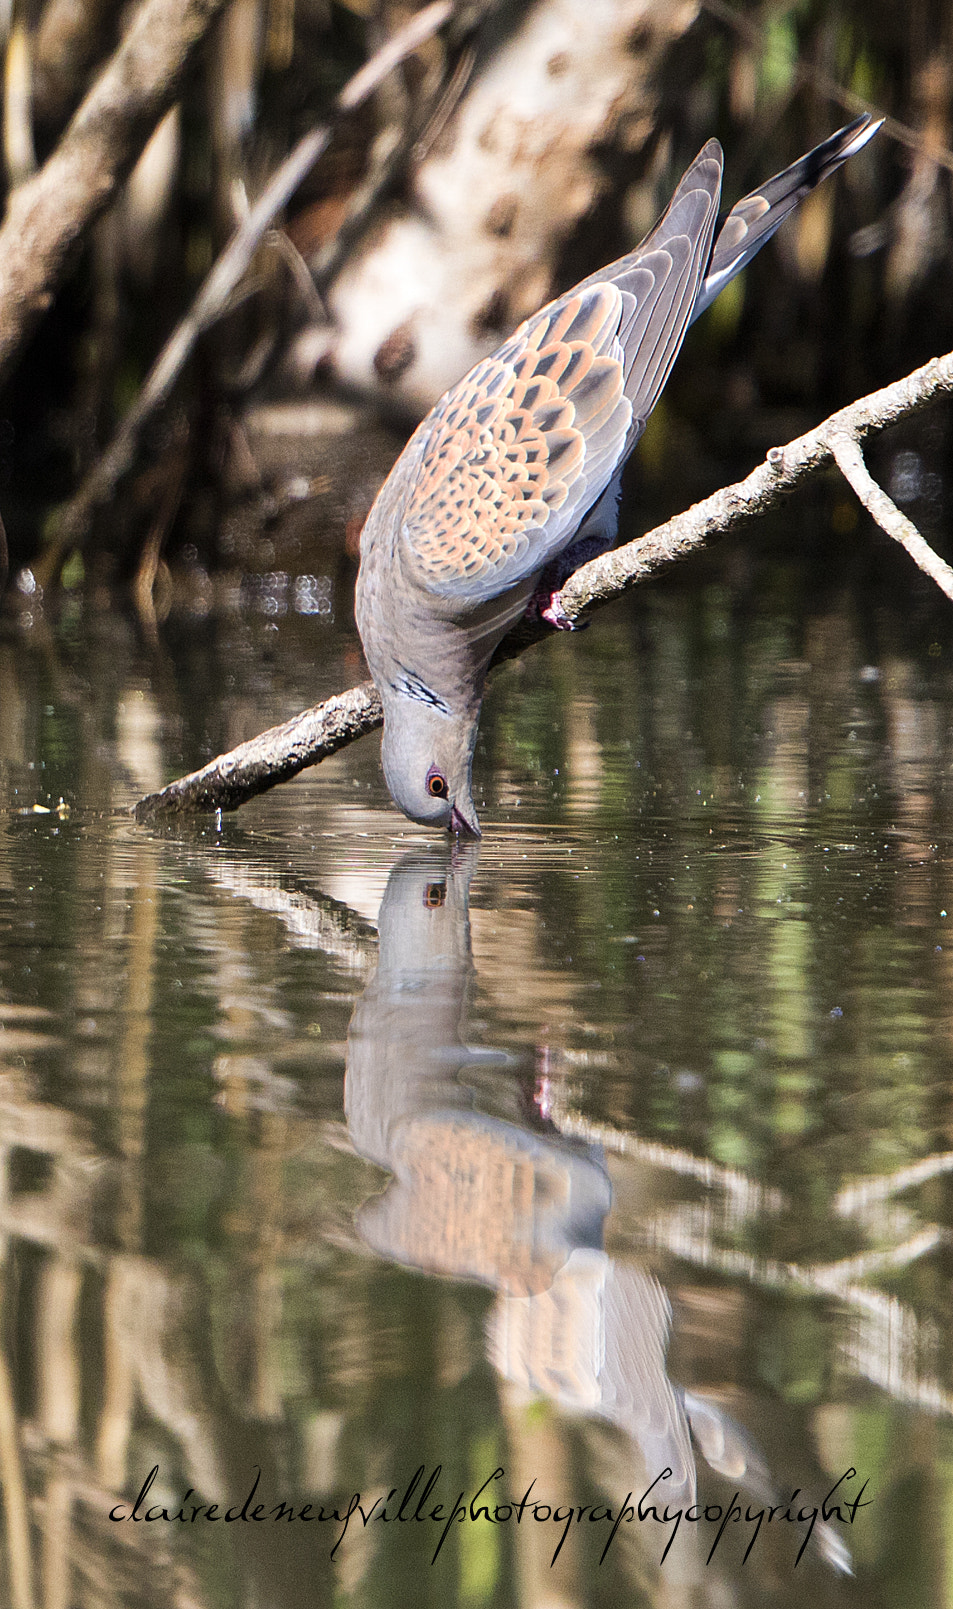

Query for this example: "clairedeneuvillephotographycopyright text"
[110,1463,871,1568]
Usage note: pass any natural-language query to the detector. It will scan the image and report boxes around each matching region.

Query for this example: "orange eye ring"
[426,768,449,799]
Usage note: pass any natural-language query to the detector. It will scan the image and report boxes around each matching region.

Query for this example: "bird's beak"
[449,802,481,839]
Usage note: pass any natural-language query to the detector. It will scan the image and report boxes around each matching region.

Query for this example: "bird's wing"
[399,281,629,602]
[400,146,723,604]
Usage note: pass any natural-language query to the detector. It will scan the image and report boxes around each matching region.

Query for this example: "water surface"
[1,516,952,1607]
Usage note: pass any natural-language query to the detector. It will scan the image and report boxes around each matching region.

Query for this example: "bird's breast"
[357,519,535,716]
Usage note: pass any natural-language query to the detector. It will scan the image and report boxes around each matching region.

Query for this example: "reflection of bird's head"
[380,700,481,838]
[345,845,480,1172]
[375,843,479,977]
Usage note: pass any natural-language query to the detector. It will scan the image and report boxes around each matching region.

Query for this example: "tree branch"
[133,344,953,823]
[134,683,384,819]
[33,0,121,127]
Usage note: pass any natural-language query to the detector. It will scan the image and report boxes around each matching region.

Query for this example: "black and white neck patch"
[392,669,451,715]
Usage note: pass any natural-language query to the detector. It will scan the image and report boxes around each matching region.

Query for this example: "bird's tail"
[691,112,883,322]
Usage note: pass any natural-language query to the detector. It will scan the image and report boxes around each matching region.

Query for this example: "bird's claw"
[530,592,586,631]
[540,597,577,631]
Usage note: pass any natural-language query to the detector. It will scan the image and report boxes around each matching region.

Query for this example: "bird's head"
[380,699,481,838]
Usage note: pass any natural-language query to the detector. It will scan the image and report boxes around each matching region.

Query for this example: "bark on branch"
[0,0,232,390]
[133,345,953,822]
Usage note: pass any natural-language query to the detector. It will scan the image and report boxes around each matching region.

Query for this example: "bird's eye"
[426,768,449,799]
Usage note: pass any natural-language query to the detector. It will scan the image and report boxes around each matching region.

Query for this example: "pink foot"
[527,533,610,630]
[538,592,577,630]
[527,588,585,630]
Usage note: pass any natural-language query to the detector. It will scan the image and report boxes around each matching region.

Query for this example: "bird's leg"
[530,549,602,628]
[533,547,608,628]
[526,472,622,629]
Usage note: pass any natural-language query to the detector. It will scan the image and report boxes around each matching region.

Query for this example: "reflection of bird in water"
[345,847,852,1578]
[355,117,881,836]
[347,845,613,1296]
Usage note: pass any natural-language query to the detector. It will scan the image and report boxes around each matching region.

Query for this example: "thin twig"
[265,227,328,324]
[132,441,189,630]
[825,428,953,602]
[309,39,476,293]
[134,341,953,822]
[3,20,36,186]
[36,0,453,587]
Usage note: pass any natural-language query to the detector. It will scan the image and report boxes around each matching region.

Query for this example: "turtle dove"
[355,115,881,835]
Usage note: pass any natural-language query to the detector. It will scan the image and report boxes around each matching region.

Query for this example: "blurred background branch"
[34,0,451,589]
[0,0,232,387]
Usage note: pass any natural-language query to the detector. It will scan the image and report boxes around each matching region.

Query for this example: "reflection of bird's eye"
[424,882,447,908]
[426,767,449,798]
